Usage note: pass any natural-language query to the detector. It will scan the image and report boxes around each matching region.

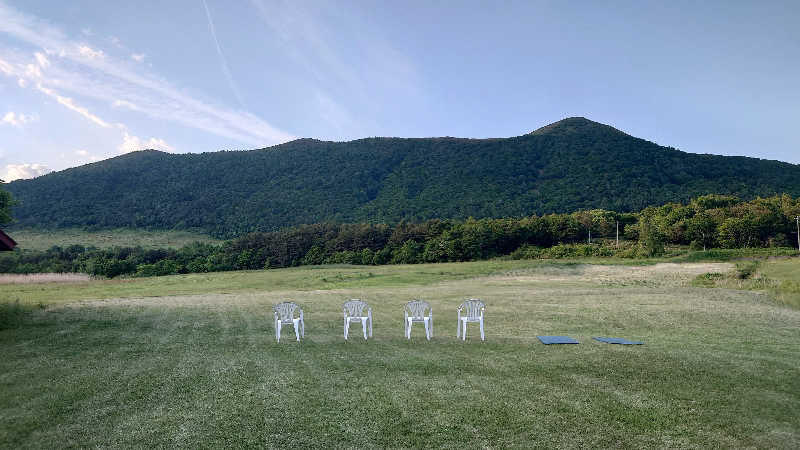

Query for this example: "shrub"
[692,272,724,287]
[733,261,760,280]
[301,245,326,266]
[391,240,423,264]
[136,259,181,277]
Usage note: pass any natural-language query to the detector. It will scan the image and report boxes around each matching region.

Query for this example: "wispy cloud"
[77,44,104,60]
[35,83,112,127]
[248,0,422,138]
[119,131,174,154]
[1,111,36,127]
[202,0,246,109]
[2,163,51,181]
[0,1,293,147]
[112,99,139,110]
[130,53,145,63]
[74,149,102,162]
[33,51,48,67]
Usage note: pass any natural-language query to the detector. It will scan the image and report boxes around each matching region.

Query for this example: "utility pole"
[796,216,799,252]
[616,221,619,248]
[588,229,591,244]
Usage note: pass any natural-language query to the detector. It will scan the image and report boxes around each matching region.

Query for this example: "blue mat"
[537,335,579,344]
[593,337,644,345]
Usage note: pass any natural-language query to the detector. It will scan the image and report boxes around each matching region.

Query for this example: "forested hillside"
[3,194,799,278]
[8,117,800,238]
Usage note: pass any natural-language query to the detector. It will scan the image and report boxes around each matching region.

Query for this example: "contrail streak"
[202,0,247,110]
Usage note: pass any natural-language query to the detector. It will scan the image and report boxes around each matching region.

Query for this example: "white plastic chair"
[343,299,373,340]
[404,300,433,340]
[457,299,485,341]
[274,301,305,342]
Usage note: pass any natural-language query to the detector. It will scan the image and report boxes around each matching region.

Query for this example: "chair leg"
[425,320,431,341]
[344,318,348,340]
[456,318,460,338]
[294,320,300,341]
[406,321,411,339]
[462,320,467,341]
[369,317,373,338]
[276,322,281,342]
[480,318,485,341]
[362,320,368,340]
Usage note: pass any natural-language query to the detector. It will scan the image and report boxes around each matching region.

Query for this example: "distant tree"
[690,194,740,211]
[686,211,716,250]
[0,179,16,225]
[637,216,667,256]
[718,216,758,248]
[573,211,594,243]
[589,209,618,239]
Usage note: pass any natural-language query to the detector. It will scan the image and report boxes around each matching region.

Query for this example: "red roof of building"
[0,229,17,251]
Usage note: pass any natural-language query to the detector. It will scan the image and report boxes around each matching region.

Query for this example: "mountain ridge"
[8,117,800,238]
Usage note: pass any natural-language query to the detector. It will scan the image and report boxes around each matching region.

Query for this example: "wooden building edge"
[0,229,17,251]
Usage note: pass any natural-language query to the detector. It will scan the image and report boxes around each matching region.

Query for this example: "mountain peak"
[529,117,622,137]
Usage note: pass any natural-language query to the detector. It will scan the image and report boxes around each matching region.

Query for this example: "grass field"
[1,259,799,448]
[5,228,221,250]
[691,257,800,309]
[758,258,800,308]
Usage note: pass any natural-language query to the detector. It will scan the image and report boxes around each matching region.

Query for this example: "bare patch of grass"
[495,262,732,288]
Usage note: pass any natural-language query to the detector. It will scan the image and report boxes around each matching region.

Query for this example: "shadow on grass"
[0,300,47,330]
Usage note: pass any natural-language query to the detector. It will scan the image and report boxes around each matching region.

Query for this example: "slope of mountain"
[8,117,800,237]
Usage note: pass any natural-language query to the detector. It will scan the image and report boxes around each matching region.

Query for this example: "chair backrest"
[274,301,300,321]
[343,299,369,317]
[405,300,431,319]
[458,299,485,319]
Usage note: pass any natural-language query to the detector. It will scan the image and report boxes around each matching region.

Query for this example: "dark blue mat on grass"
[593,337,644,345]
[537,336,579,344]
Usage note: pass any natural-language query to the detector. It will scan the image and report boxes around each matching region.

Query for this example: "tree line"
[1,194,798,278]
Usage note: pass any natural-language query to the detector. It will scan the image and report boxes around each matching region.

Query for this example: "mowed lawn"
[1,260,799,448]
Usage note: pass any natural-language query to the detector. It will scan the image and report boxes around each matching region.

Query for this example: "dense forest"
[2,195,798,278]
[7,117,800,238]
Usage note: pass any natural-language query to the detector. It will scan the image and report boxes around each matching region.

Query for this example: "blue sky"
[1,0,798,180]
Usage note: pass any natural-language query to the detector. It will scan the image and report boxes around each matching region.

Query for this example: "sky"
[1,0,799,181]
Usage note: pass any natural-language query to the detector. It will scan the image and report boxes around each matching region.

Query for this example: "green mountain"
[7,117,800,237]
